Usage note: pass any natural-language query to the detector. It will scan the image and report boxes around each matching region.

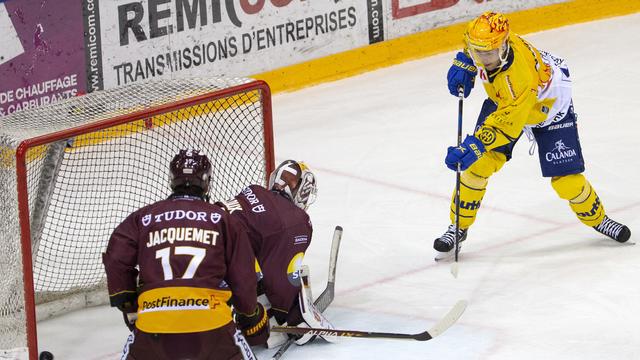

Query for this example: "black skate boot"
[593,215,631,243]
[433,224,467,261]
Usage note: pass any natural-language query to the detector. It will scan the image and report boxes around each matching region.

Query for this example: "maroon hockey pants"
[123,322,246,360]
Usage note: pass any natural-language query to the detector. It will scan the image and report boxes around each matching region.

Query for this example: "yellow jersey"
[472,34,572,151]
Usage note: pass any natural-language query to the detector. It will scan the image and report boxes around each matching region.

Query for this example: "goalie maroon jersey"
[103,194,257,334]
[218,185,313,325]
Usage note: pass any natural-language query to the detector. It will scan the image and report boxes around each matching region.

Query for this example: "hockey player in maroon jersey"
[217,160,326,347]
[102,149,268,360]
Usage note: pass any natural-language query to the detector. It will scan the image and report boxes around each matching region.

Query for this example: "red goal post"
[0,78,274,359]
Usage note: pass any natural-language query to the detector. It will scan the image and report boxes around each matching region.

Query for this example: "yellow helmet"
[464,11,510,51]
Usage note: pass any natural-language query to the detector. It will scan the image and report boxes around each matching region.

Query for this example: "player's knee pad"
[460,170,488,191]
[551,174,605,226]
[466,151,507,179]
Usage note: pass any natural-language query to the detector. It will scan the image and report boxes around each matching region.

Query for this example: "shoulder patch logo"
[210,212,222,224]
[294,235,308,245]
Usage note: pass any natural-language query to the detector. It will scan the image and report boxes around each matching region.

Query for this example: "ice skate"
[433,224,467,261]
[593,215,631,243]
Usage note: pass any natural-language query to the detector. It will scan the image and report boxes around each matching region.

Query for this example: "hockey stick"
[451,86,465,278]
[271,226,343,360]
[313,225,342,312]
[272,300,467,341]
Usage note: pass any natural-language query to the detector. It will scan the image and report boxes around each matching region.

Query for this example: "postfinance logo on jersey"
[137,287,233,333]
[146,227,219,247]
[286,252,305,286]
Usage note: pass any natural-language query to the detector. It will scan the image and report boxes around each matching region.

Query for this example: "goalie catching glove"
[236,303,270,346]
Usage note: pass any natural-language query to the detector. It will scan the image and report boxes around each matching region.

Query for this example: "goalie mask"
[169,149,212,197]
[268,160,317,211]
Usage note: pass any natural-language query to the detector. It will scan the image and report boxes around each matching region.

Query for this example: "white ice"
[37,13,640,360]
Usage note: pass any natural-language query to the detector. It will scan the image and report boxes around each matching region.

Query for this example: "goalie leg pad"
[264,265,314,348]
[299,265,313,301]
[295,267,336,345]
[551,174,605,226]
[450,151,506,229]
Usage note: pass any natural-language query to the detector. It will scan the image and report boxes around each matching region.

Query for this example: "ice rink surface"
[38,13,640,360]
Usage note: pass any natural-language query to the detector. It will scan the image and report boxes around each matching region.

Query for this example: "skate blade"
[434,251,455,262]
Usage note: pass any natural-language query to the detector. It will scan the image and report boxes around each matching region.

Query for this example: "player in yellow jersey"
[435,11,631,260]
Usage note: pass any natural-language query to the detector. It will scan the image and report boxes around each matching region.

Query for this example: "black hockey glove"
[236,304,270,346]
[116,298,138,332]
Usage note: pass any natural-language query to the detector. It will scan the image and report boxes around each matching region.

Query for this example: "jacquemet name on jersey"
[147,227,219,247]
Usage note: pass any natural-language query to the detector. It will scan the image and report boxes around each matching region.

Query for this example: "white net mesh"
[0,77,272,355]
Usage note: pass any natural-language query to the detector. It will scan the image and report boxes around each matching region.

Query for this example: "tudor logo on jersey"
[239,186,268,213]
[141,210,221,226]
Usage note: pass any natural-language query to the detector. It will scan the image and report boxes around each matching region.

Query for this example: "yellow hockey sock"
[551,174,605,227]
[449,151,506,229]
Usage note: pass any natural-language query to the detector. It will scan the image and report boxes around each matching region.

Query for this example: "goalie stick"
[310,225,342,312]
[272,299,467,341]
[270,225,343,360]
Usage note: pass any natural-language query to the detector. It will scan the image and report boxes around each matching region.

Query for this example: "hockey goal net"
[0,78,274,359]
